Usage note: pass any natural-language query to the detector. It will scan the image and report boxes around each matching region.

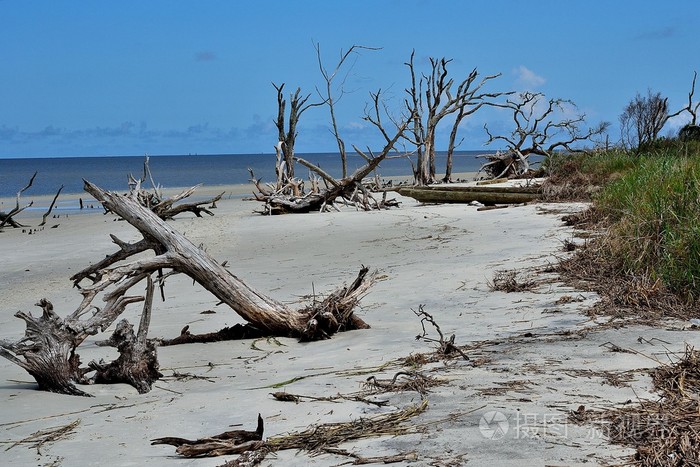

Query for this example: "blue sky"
[0,0,698,158]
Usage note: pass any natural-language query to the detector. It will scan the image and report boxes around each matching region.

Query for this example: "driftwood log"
[397,185,540,205]
[0,181,375,396]
[127,182,224,220]
[151,414,264,457]
[252,152,400,214]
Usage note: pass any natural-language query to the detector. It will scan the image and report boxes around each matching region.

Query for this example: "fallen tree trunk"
[251,106,412,215]
[82,180,373,339]
[157,323,266,346]
[1,181,375,395]
[397,186,540,204]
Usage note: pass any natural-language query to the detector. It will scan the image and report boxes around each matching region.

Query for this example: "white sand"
[1,185,698,466]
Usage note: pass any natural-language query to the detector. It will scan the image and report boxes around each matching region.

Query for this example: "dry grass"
[557,238,696,323]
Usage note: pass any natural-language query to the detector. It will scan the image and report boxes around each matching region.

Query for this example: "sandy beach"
[2,183,698,466]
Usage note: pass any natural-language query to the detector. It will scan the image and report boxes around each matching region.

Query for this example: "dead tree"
[404,51,508,185]
[272,83,320,184]
[481,92,609,178]
[314,43,380,179]
[679,71,700,141]
[0,172,36,230]
[89,277,162,393]
[620,89,678,150]
[252,94,412,214]
[123,155,224,220]
[618,72,700,150]
[0,181,375,395]
[39,185,64,227]
[252,46,411,214]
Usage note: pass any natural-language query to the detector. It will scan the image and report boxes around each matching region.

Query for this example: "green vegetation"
[596,148,700,301]
[549,140,700,303]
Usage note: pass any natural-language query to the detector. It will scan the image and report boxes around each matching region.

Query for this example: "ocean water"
[0,151,491,198]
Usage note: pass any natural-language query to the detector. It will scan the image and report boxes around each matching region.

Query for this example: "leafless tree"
[482,92,609,178]
[314,43,380,179]
[620,90,669,149]
[0,172,36,230]
[404,51,508,185]
[679,71,700,141]
[618,80,700,149]
[251,45,410,214]
[125,155,224,220]
[272,83,320,185]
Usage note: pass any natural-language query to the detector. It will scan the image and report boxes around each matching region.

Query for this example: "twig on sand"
[4,419,80,454]
[413,305,469,360]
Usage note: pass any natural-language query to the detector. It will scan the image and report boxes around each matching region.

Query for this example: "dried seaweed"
[266,400,428,453]
[488,270,539,293]
[571,346,700,466]
[4,419,80,454]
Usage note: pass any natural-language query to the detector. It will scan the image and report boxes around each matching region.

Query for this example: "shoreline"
[0,171,479,219]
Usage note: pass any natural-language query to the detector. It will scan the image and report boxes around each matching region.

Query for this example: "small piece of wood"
[151,414,264,457]
[39,185,64,227]
[157,323,266,346]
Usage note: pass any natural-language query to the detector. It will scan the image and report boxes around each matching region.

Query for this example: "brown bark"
[157,323,266,345]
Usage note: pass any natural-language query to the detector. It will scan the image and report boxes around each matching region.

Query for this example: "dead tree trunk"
[81,180,375,339]
[0,296,143,397]
[0,172,37,230]
[481,92,609,179]
[252,91,412,214]
[272,83,319,183]
[1,180,375,396]
[404,52,508,185]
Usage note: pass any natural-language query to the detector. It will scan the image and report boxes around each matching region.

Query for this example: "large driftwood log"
[397,185,540,205]
[81,180,373,339]
[151,414,264,457]
[1,181,375,396]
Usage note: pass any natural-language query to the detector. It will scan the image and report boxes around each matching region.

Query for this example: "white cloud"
[665,113,692,133]
[514,65,546,89]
